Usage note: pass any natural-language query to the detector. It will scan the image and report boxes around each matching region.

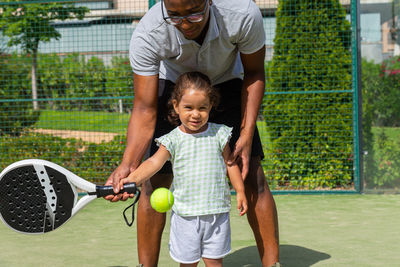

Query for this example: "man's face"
[163,0,211,41]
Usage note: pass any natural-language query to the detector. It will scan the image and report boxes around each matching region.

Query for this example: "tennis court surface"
[1,194,399,266]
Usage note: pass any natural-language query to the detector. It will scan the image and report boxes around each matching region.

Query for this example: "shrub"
[2,52,134,113]
[105,56,134,113]
[0,53,40,136]
[372,129,400,188]
[376,56,400,126]
[37,53,133,112]
[264,0,353,189]
[361,59,381,188]
[361,57,400,189]
[63,53,96,111]
[0,132,125,184]
[37,53,67,109]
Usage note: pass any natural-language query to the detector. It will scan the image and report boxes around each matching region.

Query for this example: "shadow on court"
[224,245,331,267]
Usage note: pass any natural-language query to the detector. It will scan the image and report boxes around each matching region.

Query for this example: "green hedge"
[361,57,400,129]
[0,132,125,184]
[2,53,133,112]
[373,129,400,188]
[39,53,133,112]
[362,57,400,188]
[375,56,400,126]
[0,54,40,136]
[263,0,353,189]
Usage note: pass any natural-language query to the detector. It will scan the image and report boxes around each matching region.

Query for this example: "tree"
[0,1,88,110]
[264,0,352,189]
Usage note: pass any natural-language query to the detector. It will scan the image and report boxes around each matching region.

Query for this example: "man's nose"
[179,18,193,29]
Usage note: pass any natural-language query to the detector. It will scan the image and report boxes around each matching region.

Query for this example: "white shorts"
[169,211,231,264]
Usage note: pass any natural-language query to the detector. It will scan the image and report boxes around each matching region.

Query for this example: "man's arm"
[105,73,159,201]
[121,73,159,171]
[231,46,265,179]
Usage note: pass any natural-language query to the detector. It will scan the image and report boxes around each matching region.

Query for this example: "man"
[105,0,280,266]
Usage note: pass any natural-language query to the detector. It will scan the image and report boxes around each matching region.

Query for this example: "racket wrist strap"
[123,189,141,227]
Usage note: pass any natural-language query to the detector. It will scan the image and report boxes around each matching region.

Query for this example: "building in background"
[1,0,398,63]
[359,0,399,62]
[257,0,398,63]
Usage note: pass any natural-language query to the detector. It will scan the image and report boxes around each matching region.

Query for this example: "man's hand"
[229,132,253,180]
[235,46,265,180]
[104,162,135,202]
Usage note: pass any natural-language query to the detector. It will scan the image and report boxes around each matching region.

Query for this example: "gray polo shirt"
[129,0,265,85]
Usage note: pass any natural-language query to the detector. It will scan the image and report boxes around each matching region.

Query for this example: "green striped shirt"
[155,123,232,216]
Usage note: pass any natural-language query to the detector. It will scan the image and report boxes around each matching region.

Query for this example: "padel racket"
[0,159,140,234]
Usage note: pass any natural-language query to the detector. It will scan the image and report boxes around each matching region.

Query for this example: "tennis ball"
[150,188,174,213]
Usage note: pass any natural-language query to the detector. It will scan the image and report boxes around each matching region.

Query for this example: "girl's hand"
[236,192,248,216]
[118,173,137,192]
[104,162,135,202]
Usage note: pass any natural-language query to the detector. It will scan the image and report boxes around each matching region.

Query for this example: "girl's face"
[173,88,212,134]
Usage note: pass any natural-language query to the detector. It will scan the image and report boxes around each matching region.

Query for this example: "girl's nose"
[192,110,200,118]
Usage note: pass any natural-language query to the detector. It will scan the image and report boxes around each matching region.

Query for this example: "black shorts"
[148,78,264,173]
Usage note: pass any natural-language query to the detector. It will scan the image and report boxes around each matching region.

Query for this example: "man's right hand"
[104,162,135,202]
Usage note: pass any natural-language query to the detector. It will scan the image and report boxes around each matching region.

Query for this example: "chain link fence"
[361,0,400,193]
[0,0,367,192]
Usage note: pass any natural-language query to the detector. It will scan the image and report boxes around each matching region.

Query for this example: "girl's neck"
[178,122,209,135]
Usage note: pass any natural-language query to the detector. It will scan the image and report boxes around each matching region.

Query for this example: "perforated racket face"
[0,164,77,234]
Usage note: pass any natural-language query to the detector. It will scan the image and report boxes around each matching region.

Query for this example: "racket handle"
[95,182,138,198]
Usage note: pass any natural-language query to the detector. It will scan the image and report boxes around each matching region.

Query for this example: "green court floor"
[0,194,399,266]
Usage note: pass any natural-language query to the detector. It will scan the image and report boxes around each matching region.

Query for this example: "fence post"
[352,0,363,193]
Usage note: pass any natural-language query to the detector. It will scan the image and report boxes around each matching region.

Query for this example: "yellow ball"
[150,188,174,213]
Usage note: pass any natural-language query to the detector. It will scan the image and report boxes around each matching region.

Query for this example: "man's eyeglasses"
[161,0,209,26]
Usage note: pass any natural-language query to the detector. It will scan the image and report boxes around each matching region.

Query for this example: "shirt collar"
[175,5,219,45]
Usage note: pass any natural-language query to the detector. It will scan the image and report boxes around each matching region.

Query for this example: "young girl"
[119,72,248,267]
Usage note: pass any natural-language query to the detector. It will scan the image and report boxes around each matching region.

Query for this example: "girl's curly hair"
[167,72,220,126]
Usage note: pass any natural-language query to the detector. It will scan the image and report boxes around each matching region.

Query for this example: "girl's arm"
[223,144,248,216]
[119,145,171,190]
